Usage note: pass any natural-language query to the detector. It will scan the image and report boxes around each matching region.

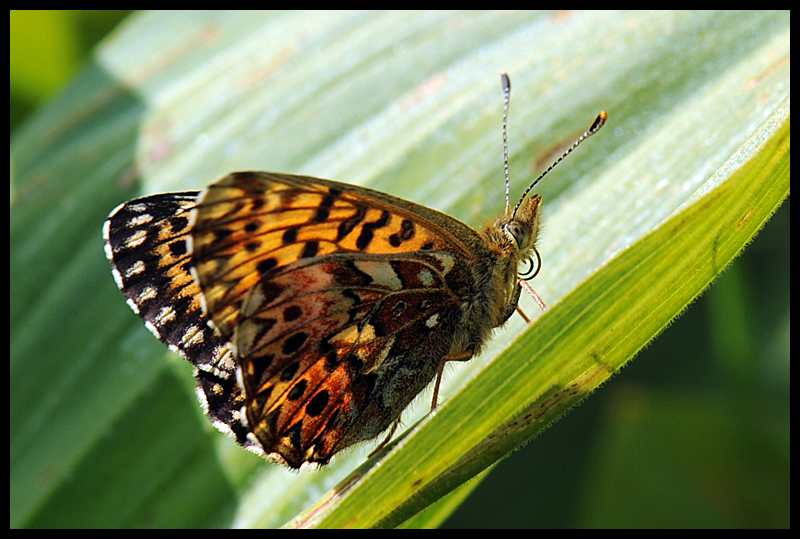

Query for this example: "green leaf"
[11,11,788,528]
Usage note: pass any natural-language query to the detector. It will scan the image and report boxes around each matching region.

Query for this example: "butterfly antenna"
[511,109,608,220]
[501,72,512,215]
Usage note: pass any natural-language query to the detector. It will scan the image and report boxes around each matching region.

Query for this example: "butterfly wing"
[190,172,497,467]
[103,192,254,448]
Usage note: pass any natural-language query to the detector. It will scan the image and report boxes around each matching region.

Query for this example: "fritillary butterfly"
[104,73,606,468]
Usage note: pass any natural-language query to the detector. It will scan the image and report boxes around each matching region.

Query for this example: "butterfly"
[103,73,606,468]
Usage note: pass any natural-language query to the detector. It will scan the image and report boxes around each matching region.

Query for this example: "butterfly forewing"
[103,192,251,445]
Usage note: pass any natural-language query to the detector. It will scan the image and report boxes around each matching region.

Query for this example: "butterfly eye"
[504,220,529,250]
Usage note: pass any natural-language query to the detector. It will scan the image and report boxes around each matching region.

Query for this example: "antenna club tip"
[501,72,510,91]
[590,111,608,133]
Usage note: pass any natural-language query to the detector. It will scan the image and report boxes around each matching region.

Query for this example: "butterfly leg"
[515,306,532,324]
[368,417,403,458]
[431,350,473,411]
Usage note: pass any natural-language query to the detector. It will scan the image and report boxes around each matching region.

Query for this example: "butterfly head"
[494,193,543,284]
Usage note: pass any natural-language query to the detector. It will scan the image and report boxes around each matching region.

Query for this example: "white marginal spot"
[194,384,211,413]
[106,202,127,223]
[353,259,402,290]
[211,417,235,437]
[103,241,115,263]
[125,297,141,314]
[144,320,162,338]
[102,218,113,245]
[111,267,125,289]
